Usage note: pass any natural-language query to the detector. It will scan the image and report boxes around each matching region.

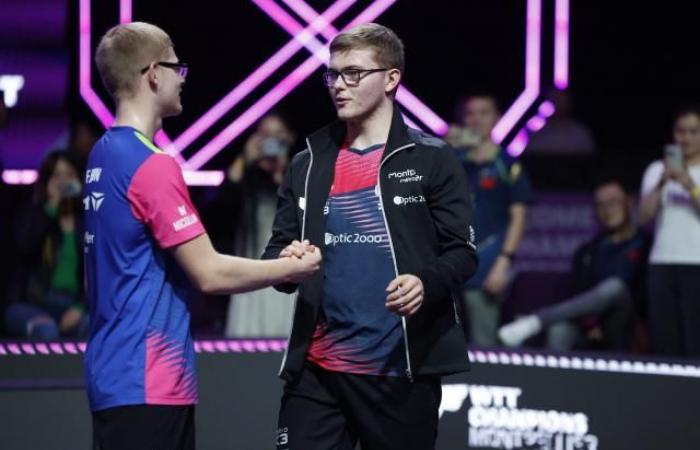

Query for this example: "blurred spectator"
[527,89,595,155]
[499,180,650,351]
[4,151,88,339]
[639,105,700,357]
[447,95,534,346]
[205,114,296,337]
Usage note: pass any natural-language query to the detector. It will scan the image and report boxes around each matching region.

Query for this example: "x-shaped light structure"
[76,0,570,185]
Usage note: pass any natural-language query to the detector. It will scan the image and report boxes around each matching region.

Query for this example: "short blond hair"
[329,23,405,73]
[95,22,173,100]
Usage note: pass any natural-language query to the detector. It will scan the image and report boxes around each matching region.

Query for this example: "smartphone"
[664,144,684,172]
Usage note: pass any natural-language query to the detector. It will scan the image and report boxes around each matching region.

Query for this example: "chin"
[164,103,183,118]
[336,106,366,123]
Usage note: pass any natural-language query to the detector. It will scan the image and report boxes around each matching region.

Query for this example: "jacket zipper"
[279,138,314,376]
[377,143,417,382]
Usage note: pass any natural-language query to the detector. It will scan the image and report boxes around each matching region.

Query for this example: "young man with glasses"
[263,23,477,450]
[84,22,321,450]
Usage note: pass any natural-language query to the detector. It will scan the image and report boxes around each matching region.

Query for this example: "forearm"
[173,233,300,295]
[639,188,662,225]
[502,205,526,255]
[200,254,298,295]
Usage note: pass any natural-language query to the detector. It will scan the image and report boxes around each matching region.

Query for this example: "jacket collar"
[305,101,413,158]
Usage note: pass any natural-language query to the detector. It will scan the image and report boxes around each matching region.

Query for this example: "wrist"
[499,251,515,262]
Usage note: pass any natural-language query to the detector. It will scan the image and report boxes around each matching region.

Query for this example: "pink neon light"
[2,170,38,185]
[182,170,225,186]
[395,87,448,135]
[188,0,396,169]
[0,345,6,356]
[526,115,546,132]
[8,344,20,355]
[119,0,132,24]
[492,0,542,144]
[1,169,219,187]
[214,341,229,352]
[188,54,322,169]
[539,100,556,118]
[554,0,570,89]
[21,343,36,355]
[166,0,355,155]
[64,343,78,354]
[36,343,50,355]
[283,0,448,134]
[79,0,114,128]
[401,114,422,131]
[508,130,529,157]
[201,341,215,353]
[50,343,64,354]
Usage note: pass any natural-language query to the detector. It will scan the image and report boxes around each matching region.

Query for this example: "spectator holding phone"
[204,113,297,337]
[4,151,88,339]
[640,105,700,357]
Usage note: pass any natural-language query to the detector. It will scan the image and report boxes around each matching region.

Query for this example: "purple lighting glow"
[186,0,397,169]
[164,0,356,157]
[527,115,547,132]
[539,100,556,118]
[2,170,38,185]
[554,0,570,89]
[492,0,542,149]
[79,0,570,169]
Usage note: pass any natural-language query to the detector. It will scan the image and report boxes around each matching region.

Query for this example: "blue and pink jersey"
[307,143,406,377]
[83,126,205,411]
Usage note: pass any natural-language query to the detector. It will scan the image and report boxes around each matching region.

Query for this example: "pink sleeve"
[127,154,206,249]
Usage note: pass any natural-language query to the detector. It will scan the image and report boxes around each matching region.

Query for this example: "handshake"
[279,239,322,283]
[276,239,424,317]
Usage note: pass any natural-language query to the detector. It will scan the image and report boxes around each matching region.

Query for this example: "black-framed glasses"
[140,61,189,78]
[322,68,389,87]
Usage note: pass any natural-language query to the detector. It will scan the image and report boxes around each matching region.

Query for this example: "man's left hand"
[483,256,510,295]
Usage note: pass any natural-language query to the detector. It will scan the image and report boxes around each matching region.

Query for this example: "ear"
[145,64,159,90]
[385,68,402,95]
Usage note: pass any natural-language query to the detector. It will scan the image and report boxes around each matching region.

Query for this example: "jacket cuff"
[416,267,450,304]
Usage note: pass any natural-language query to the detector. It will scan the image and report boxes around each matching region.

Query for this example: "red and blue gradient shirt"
[307,143,407,377]
[83,126,205,411]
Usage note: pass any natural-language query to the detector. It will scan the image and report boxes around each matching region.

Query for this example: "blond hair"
[329,23,405,73]
[95,22,173,100]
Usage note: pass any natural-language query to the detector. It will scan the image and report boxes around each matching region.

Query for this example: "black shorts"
[277,362,442,450]
[92,404,195,450]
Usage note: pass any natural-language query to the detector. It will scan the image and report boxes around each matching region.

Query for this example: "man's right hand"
[279,240,312,259]
[285,245,321,283]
